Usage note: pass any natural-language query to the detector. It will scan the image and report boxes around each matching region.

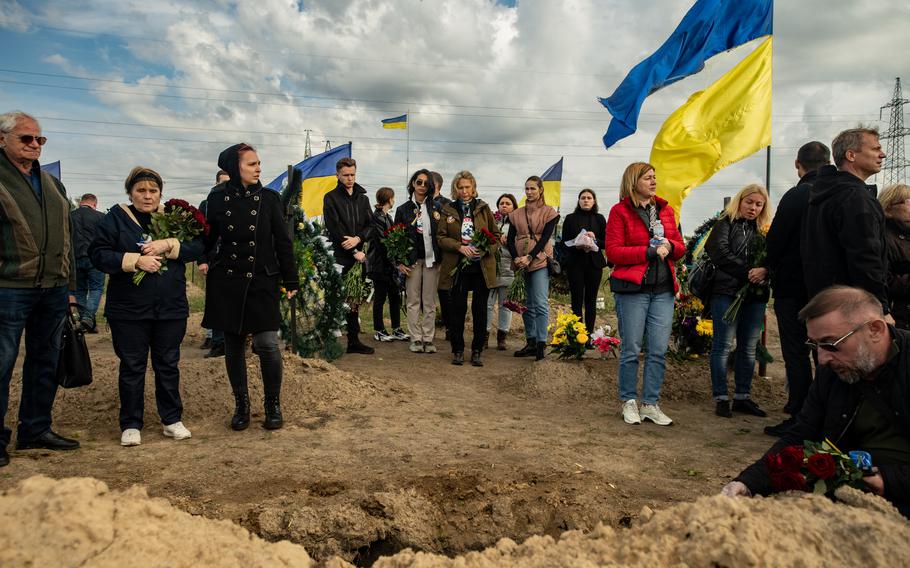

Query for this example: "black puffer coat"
[704,216,767,301]
[885,218,910,330]
[201,144,299,334]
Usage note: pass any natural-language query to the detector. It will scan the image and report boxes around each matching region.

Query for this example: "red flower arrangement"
[764,439,865,495]
[381,223,413,267]
[450,226,498,276]
[133,198,209,284]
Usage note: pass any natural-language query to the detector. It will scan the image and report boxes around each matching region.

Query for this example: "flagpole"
[405,109,410,183]
[758,144,771,378]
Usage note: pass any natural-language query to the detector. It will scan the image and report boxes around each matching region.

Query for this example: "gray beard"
[833,342,878,385]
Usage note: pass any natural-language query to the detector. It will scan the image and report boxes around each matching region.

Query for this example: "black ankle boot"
[263,396,284,429]
[535,341,547,361]
[514,341,536,357]
[231,392,251,431]
[452,351,464,366]
[471,350,483,366]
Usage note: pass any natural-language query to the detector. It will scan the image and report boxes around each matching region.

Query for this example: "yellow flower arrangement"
[549,311,588,360]
[696,319,714,337]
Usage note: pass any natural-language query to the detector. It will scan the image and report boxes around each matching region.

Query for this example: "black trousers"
[372,277,401,332]
[449,271,488,353]
[773,296,814,415]
[109,318,186,431]
[567,264,603,334]
[224,331,283,399]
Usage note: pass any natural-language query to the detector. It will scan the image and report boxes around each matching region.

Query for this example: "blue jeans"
[486,286,513,332]
[614,291,674,405]
[73,257,104,328]
[710,294,766,401]
[0,286,68,447]
[522,268,549,343]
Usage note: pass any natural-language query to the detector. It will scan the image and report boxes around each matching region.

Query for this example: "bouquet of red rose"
[450,226,498,276]
[765,439,865,494]
[382,223,413,267]
[503,268,528,314]
[133,198,208,285]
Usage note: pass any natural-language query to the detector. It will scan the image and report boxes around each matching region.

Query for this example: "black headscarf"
[217,143,261,191]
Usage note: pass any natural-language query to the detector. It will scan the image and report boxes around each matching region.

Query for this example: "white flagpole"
[405,110,410,183]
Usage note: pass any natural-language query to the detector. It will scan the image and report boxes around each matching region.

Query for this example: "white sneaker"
[622,399,641,425]
[120,428,141,446]
[162,421,192,440]
[640,404,673,426]
[409,341,425,353]
[423,342,437,354]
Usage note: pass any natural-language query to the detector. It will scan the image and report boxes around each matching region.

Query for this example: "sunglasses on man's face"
[805,320,873,353]
[18,135,47,146]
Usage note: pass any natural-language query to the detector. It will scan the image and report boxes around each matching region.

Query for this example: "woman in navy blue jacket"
[89,167,203,447]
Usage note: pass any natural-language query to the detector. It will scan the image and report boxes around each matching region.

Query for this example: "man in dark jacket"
[0,111,80,467]
[763,142,830,436]
[323,157,374,354]
[801,127,891,321]
[723,286,910,518]
[197,169,229,358]
[70,193,106,332]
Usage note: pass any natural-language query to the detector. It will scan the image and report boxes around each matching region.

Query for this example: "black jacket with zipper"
[367,207,395,281]
[704,216,765,299]
[765,170,815,301]
[394,196,442,266]
[801,164,888,312]
[735,326,910,509]
[323,182,372,268]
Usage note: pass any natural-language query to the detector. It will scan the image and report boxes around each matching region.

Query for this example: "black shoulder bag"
[57,304,93,388]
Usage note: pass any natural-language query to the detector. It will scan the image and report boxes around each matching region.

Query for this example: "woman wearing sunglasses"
[705,183,772,418]
[394,169,442,353]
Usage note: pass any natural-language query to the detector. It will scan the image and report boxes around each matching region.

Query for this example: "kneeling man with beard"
[722,286,910,517]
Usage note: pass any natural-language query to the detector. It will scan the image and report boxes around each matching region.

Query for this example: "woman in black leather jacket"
[705,184,772,419]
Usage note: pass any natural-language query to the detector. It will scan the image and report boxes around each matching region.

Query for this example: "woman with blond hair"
[604,163,685,426]
[508,176,560,361]
[880,183,910,329]
[437,170,500,366]
[705,183,772,419]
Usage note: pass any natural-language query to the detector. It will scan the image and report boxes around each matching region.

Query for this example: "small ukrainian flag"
[381,114,407,129]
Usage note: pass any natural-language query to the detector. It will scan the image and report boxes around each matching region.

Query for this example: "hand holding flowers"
[133,198,208,285]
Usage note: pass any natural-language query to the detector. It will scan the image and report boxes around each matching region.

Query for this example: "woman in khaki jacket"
[437,170,500,367]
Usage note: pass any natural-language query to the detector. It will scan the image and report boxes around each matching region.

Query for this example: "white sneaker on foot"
[640,404,673,426]
[423,342,437,354]
[622,399,641,425]
[162,421,192,440]
[409,341,425,353]
[120,428,141,446]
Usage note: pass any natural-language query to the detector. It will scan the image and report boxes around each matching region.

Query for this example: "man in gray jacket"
[0,111,80,467]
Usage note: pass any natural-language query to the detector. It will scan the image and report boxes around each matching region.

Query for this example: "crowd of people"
[0,109,907,517]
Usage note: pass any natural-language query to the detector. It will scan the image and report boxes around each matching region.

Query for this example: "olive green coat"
[436,199,500,290]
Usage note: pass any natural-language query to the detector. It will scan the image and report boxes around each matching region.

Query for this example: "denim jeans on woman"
[486,286,513,332]
[522,268,549,343]
[709,294,766,401]
[614,290,674,405]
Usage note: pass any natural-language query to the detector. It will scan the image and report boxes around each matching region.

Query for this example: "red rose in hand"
[779,445,805,471]
[480,227,496,242]
[807,453,837,480]
[770,470,808,492]
[765,452,784,474]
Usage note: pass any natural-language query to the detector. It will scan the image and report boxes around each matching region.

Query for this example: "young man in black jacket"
[323,157,374,354]
[723,286,910,519]
[763,142,830,436]
[801,128,891,322]
[70,193,106,332]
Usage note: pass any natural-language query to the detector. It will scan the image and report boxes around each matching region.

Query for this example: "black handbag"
[57,305,93,388]
[687,253,716,300]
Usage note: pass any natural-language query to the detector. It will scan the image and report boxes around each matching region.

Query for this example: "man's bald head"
[800,286,883,325]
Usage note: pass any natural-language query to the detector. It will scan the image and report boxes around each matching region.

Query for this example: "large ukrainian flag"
[381,114,407,129]
[264,143,352,218]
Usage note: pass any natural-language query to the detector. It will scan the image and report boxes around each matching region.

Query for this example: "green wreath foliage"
[278,205,347,361]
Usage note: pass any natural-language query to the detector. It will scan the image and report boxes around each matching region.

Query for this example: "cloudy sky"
[1,0,907,230]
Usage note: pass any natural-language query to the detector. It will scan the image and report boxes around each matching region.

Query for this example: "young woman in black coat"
[561,188,607,335]
[367,186,406,341]
[89,167,203,447]
[202,143,299,432]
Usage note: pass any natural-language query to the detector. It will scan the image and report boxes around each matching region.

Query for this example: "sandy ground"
[5,286,895,566]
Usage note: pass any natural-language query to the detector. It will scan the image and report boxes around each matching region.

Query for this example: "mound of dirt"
[370,488,910,567]
[0,476,312,567]
[39,353,408,436]
[498,357,788,408]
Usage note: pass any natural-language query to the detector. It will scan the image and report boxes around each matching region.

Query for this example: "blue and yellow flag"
[40,160,61,180]
[264,143,352,218]
[651,37,773,220]
[520,158,563,209]
[381,114,407,129]
[599,0,772,149]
